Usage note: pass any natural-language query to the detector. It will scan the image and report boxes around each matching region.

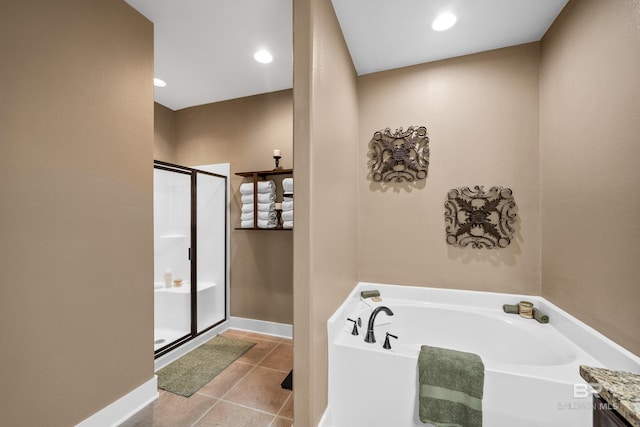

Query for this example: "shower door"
[153,166,191,351]
[195,171,227,333]
[153,161,227,357]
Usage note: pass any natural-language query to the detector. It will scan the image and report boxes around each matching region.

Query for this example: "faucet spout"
[364,306,394,343]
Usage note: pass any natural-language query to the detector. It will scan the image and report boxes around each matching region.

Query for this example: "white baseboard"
[230,316,292,339]
[76,376,158,427]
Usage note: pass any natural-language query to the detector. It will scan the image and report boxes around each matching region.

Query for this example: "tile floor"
[120,329,293,427]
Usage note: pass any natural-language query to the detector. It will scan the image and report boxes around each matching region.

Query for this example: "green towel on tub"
[418,345,484,427]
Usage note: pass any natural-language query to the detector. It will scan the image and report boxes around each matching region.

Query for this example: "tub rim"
[329,282,640,375]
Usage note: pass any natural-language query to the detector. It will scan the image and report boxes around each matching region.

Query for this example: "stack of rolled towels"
[502,301,549,323]
[281,178,293,229]
[240,180,277,228]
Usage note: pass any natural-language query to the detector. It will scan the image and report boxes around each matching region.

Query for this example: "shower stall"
[153,160,228,358]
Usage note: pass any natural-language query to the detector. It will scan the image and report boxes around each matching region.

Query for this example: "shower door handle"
[188,247,191,260]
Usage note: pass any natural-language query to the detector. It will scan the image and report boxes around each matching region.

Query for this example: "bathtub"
[324,283,640,427]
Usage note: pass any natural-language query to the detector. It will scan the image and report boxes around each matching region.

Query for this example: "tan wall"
[174,90,294,324]
[0,1,154,425]
[358,43,541,295]
[154,102,176,162]
[540,0,640,356]
[293,0,360,425]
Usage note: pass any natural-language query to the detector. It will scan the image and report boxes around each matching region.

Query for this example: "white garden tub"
[324,283,640,427]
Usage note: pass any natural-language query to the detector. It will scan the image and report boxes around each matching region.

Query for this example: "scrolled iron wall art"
[369,126,430,183]
[444,186,518,249]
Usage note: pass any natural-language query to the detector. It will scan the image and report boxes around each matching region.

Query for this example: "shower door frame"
[153,160,228,358]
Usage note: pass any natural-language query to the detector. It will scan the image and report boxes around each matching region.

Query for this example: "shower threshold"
[154,327,188,351]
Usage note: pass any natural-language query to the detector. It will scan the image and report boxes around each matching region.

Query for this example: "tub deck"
[324,282,640,427]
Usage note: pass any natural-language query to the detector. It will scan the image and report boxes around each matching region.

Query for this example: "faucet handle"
[383,332,398,349]
[347,318,361,336]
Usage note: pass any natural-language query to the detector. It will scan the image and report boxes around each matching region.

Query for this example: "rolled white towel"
[241,211,277,221]
[283,220,293,229]
[256,219,277,229]
[240,180,276,195]
[281,210,293,221]
[283,196,293,202]
[281,200,294,211]
[241,192,276,204]
[282,178,293,193]
[241,219,276,228]
[241,202,275,213]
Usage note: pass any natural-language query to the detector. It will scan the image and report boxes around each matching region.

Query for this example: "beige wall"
[293,0,360,425]
[291,0,640,422]
[540,0,640,356]
[154,102,176,162]
[0,1,154,425]
[358,43,541,295]
[174,90,294,324]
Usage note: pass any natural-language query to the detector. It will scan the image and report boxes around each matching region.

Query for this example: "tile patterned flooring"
[120,329,293,427]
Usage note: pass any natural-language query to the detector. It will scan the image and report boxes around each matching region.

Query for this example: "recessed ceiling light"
[432,12,457,31]
[154,78,167,87]
[254,49,273,64]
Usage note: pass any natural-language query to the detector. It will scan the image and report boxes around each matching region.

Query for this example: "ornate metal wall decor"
[444,186,517,249]
[369,126,430,183]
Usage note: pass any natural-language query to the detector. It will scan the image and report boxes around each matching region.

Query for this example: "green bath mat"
[157,335,255,397]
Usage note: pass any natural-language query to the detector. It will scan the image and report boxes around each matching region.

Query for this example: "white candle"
[273,149,281,157]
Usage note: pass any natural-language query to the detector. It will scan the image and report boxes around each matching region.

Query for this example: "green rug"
[157,335,255,397]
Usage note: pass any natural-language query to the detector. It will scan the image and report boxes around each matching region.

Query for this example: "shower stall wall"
[153,161,227,357]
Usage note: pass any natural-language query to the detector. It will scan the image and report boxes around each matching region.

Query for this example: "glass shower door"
[153,167,192,351]
[195,171,227,332]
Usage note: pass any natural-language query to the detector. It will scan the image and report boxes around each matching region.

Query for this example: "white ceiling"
[124,0,293,111]
[125,0,568,111]
[332,0,569,75]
